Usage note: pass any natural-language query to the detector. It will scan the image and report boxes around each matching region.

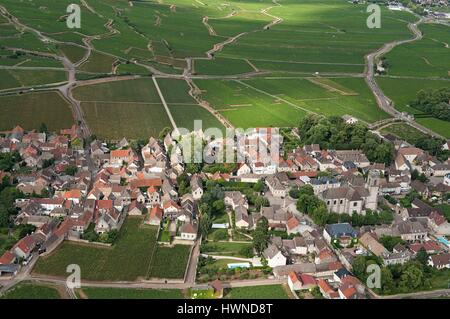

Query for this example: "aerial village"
[0,117,449,299]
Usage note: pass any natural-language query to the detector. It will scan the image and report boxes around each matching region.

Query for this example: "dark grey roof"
[325,223,357,238]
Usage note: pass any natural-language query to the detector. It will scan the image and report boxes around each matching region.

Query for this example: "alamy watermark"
[367,4,381,29]
[66,4,81,29]
[169,121,281,166]
[66,264,81,289]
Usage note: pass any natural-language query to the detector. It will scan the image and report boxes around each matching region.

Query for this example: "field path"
[234,79,315,115]
[364,17,446,139]
[152,76,179,132]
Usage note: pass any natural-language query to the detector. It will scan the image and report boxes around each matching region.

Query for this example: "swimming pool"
[227,262,251,269]
[437,236,450,247]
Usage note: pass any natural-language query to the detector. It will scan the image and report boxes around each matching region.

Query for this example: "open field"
[383,23,450,78]
[81,101,171,140]
[201,241,253,258]
[73,78,172,139]
[33,217,190,281]
[1,282,61,299]
[378,77,450,138]
[58,44,86,65]
[77,287,184,299]
[380,122,428,145]
[78,51,116,74]
[195,77,388,127]
[224,284,291,299]
[0,69,67,90]
[0,0,447,138]
[0,92,74,131]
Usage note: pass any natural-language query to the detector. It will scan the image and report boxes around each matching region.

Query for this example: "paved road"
[364,17,446,139]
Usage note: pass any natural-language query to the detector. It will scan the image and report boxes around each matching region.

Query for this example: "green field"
[34,217,191,281]
[1,282,61,299]
[77,287,184,299]
[0,0,447,138]
[0,92,74,131]
[380,122,428,144]
[201,241,253,258]
[59,44,87,64]
[383,23,450,78]
[378,77,450,138]
[0,69,67,90]
[224,284,291,299]
[73,78,172,139]
[195,77,387,127]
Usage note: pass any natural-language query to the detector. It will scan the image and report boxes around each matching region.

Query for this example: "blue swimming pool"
[227,262,251,269]
[437,236,450,247]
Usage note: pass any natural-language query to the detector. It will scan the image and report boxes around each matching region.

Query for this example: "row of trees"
[298,115,394,165]
[410,88,450,122]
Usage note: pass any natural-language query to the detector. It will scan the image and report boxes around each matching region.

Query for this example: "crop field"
[1,282,61,299]
[0,92,74,131]
[378,78,450,138]
[382,23,450,78]
[78,51,116,74]
[195,76,388,127]
[380,122,428,145]
[224,284,291,299]
[0,0,447,137]
[33,217,191,281]
[58,44,87,65]
[77,287,184,299]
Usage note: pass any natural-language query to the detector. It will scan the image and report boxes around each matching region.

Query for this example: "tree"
[352,256,367,279]
[252,217,269,256]
[399,264,424,291]
[416,248,428,267]
[289,187,300,199]
[64,166,78,176]
[199,214,212,239]
[253,180,264,193]
[39,122,48,134]
[381,267,395,294]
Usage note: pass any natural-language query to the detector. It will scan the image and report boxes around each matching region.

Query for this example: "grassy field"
[201,241,253,258]
[0,0,446,138]
[78,51,116,74]
[81,101,171,140]
[1,282,61,299]
[34,217,191,281]
[195,77,387,127]
[0,92,74,131]
[224,284,291,299]
[380,122,428,145]
[73,78,172,139]
[0,69,67,90]
[383,23,450,78]
[77,287,184,299]
[378,77,450,138]
[59,44,86,64]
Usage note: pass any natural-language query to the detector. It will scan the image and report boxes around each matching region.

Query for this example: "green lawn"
[34,217,191,281]
[78,287,184,299]
[1,282,61,299]
[201,241,253,258]
[224,284,290,299]
[0,92,74,131]
[438,204,450,222]
[378,77,450,138]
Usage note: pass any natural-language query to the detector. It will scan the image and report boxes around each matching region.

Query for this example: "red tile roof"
[0,251,15,264]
